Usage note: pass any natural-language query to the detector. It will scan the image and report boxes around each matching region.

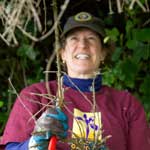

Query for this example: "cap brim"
[61,24,105,38]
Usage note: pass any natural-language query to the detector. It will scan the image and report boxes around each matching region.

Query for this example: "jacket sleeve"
[5,140,29,150]
[0,84,43,145]
[126,93,150,150]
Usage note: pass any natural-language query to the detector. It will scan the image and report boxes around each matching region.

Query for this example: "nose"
[78,38,88,48]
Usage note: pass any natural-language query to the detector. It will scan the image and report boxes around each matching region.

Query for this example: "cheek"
[94,48,104,65]
[93,47,101,58]
[63,44,75,59]
[61,50,72,63]
[96,46,105,58]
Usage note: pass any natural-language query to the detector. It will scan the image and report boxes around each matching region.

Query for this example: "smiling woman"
[60,28,105,78]
[0,12,149,150]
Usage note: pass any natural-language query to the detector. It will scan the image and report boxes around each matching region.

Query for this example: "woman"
[0,12,149,150]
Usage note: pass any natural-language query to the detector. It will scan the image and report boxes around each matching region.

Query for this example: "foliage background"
[0,0,150,135]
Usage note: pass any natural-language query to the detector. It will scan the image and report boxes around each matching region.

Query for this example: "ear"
[60,48,66,61]
[101,47,107,61]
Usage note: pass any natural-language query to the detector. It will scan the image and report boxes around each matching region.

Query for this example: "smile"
[75,54,90,60]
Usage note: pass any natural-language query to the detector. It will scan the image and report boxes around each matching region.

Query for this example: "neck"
[68,70,100,79]
[63,74,102,92]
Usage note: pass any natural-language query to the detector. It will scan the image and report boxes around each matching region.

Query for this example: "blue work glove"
[28,107,68,150]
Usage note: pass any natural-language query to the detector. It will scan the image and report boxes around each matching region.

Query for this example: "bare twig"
[53,0,64,107]
[116,0,123,13]
[0,0,149,46]
[0,34,10,46]
[129,0,147,12]
[108,0,114,14]
[28,0,42,32]
[8,77,35,122]
[17,25,38,41]
[44,0,69,107]
[38,0,70,41]
[45,47,57,99]
[145,0,150,11]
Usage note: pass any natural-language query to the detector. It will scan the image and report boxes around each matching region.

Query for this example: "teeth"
[75,54,90,59]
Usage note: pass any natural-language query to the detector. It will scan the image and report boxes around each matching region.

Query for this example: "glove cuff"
[28,136,39,150]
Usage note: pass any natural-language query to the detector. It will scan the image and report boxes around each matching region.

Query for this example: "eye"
[87,36,97,41]
[69,36,78,41]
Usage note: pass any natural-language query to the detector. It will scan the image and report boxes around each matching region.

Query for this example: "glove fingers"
[58,131,68,138]
[35,118,68,135]
[46,109,67,121]
[62,121,69,130]
[46,108,68,131]
[56,108,68,121]
[47,116,68,131]
[29,136,49,150]
[34,107,68,141]
[51,130,68,138]
[39,118,62,130]
[33,131,52,140]
[45,107,68,121]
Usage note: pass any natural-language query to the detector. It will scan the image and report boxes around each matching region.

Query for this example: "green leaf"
[125,20,134,38]
[103,69,115,85]
[0,112,8,122]
[126,39,138,50]
[133,42,150,63]
[112,47,123,61]
[17,44,39,60]
[119,59,139,88]
[26,47,38,60]
[0,101,4,107]
[105,28,119,42]
[132,28,150,42]
[126,39,150,63]
[140,75,150,96]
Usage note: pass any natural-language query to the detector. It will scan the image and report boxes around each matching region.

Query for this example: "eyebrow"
[68,32,99,37]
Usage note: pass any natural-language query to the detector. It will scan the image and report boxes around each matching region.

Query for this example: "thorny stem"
[45,0,69,107]
[7,61,16,114]
[92,96,97,148]
[92,77,96,113]
[8,77,55,124]
[45,53,55,98]
[45,0,63,107]
[8,78,36,122]
[53,0,64,108]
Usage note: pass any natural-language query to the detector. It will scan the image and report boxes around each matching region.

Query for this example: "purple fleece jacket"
[0,79,149,150]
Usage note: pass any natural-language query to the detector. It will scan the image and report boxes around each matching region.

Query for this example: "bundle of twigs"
[0,0,149,46]
[0,0,70,46]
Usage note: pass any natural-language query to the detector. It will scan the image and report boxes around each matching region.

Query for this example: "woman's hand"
[28,107,68,150]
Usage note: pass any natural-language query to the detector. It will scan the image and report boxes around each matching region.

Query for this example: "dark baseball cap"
[62,12,106,37]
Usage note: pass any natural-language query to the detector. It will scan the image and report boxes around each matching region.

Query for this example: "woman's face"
[61,28,105,78]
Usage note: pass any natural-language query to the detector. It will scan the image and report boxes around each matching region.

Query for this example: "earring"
[101,60,104,64]
[100,58,104,65]
[62,60,66,64]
